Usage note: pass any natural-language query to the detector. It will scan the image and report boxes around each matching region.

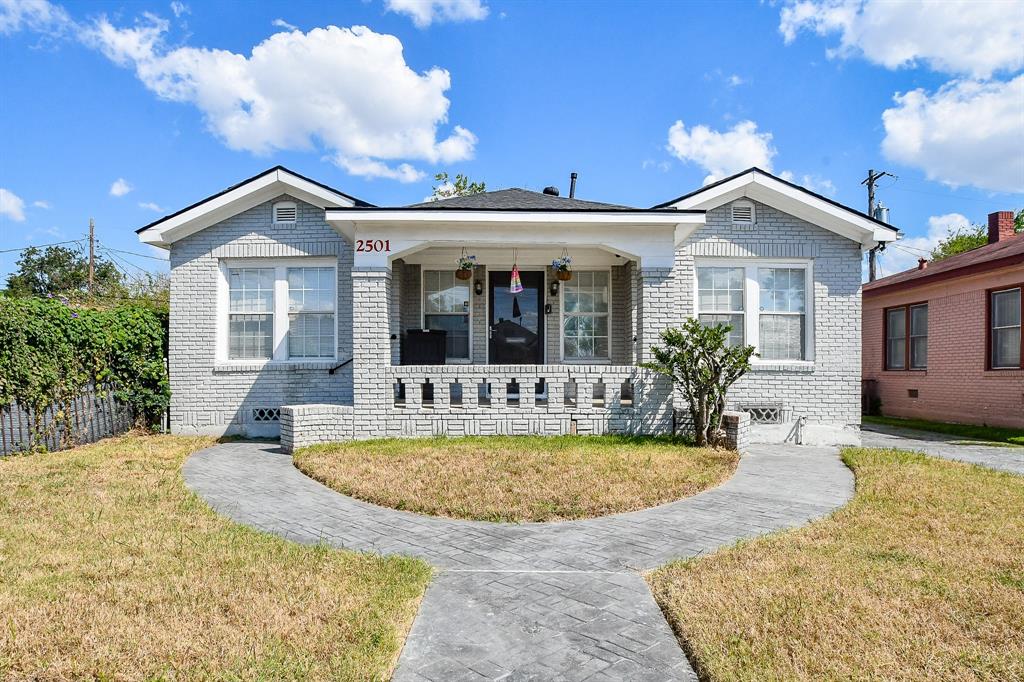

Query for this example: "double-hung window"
[695,262,812,362]
[287,267,336,359]
[885,303,927,370]
[563,270,611,360]
[697,267,745,346]
[990,287,1022,369]
[423,270,470,361]
[224,260,337,362]
[228,268,275,360]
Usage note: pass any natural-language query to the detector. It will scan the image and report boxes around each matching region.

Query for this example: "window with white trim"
[695,262,812,362]
[228,268,275,359]
[224,261,336,362]
[563,270,610,360]
[287,267,336,358]
[697,267,744,346]
[273,201,297,224]
[423,270,470,361]
[731,200,755,224]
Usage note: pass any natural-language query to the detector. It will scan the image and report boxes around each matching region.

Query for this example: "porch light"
[549,280,560,297]
[474,280,484,296]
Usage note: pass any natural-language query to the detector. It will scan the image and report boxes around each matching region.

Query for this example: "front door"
[489,271,544,364]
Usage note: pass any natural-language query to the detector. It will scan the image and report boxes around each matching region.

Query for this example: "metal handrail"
[328,357,353,375]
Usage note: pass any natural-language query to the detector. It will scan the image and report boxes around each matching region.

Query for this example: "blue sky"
[1,0,1022,282]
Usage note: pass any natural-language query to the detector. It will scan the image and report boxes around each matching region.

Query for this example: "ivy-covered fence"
[0,296,170,454]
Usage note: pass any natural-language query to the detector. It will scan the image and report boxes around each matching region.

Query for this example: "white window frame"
[420,269,473,364]
[559,267,613,364]
[731,200,755,225]
[216,257,337,364]
[272,201,297,224]
[693,259,814,365]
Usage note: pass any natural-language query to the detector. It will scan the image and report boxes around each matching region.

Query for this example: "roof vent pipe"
[918,258,928,270]
[569,172,578,199]
[543,186,560,196]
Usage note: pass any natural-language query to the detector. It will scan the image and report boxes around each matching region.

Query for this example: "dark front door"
[489,270,544,364]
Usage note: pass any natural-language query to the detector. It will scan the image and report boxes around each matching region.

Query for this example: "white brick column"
[637,266,675,363]
[352,267,392,439]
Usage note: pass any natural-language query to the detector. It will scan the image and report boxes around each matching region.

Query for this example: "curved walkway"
[184,442,853,680]
[862,424,1024,475]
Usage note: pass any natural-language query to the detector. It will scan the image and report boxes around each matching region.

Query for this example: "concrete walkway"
[862,423,1024,475]
[184,441,853,680]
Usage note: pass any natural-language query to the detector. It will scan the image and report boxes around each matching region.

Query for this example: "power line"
[99,244,169,262]
[0,238,86,254]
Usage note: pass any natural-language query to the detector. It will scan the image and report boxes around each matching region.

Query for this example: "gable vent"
[273,201,297,224]
[731,201,755,224]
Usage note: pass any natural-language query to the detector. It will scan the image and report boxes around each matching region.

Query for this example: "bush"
[0,295,170,446]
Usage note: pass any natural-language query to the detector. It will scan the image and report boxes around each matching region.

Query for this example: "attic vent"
[731,200,755,224]
[273,201,297,224]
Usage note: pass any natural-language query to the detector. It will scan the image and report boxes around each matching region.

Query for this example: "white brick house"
[138,166,897,447]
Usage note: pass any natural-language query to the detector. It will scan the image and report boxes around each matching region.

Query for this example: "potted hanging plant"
[552,255,573,281]
[456,253,476,280]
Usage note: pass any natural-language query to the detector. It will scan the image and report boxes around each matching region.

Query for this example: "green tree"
[5,245,123,297]
[431,172,486,199]
[642,319,756,447]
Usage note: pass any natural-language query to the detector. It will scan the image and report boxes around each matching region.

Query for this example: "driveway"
[184,441,852,680]
[861,423,1024,475]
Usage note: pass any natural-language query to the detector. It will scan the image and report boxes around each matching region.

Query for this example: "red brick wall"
[863,264,1024,429]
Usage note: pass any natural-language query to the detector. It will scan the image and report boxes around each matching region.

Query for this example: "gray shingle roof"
[404,188,648,211]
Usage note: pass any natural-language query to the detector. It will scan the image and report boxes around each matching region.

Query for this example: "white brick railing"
[385,364,669,417]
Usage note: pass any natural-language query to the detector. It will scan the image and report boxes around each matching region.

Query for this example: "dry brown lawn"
[294,435,738,522]
[0,434,431,680]
[648,447,1024,681]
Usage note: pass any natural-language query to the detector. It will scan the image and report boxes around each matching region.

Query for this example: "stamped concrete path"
[862,423,1024,476]
[184,442,853,680]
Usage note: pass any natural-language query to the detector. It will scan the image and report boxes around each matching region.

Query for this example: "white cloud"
[666,120,776,185]
[384,0,488,28]
[32,199,51,209]
[109,177,133,196]
[80,17,476,181]
[881,76,1024,194]
[778,170,836,196]
[879,212,970,274]
[0,0,71,35]
[779,0,1024,78]
[271,18,297,31]
[0,188,27,221]
[169,1,188,17]
[642,159,672,172]
[727,74,745,87]
[138,201,165,211]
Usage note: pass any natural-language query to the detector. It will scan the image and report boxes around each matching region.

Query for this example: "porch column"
[636,266,675,363]
[352,266,392,439]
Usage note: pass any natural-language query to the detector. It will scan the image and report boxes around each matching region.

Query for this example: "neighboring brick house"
[138,166,897,447]
[862,211,1024,429]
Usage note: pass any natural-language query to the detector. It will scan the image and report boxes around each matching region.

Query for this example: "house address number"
[355,239,391,253]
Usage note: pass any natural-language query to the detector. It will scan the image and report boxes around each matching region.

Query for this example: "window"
[228,268,274,359]
[223,260,336,362]
[697,266,744,346]
[758,267,806,361]
[885,303,928,370]
[273,201,297,224]
[731,200,755,224]
[695,262,812,362]
[288,267,336,358]
[990,287,1021,369]
[423,270,470,361]
[563,270,611,360]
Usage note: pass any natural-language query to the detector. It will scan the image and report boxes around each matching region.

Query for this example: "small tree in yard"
[643,318,756,446]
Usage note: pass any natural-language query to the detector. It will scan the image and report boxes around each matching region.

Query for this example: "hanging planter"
[456,250,476,280]
[552,249,573,281]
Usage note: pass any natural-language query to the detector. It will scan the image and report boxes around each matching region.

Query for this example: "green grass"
[648,448,1024,681]
[295,435,738,522]
[864,415,1024,447]
[0,434,432,680]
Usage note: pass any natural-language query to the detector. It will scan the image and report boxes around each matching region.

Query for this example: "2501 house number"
[355,239,391,253]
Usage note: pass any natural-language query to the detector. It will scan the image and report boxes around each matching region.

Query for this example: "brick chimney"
[988,211,1015,244]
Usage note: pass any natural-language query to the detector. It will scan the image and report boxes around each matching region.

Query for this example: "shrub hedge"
[0,296,170,443]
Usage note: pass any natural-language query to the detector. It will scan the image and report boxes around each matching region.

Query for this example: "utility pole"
[862,169,894,281]
[88,218,95,295]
